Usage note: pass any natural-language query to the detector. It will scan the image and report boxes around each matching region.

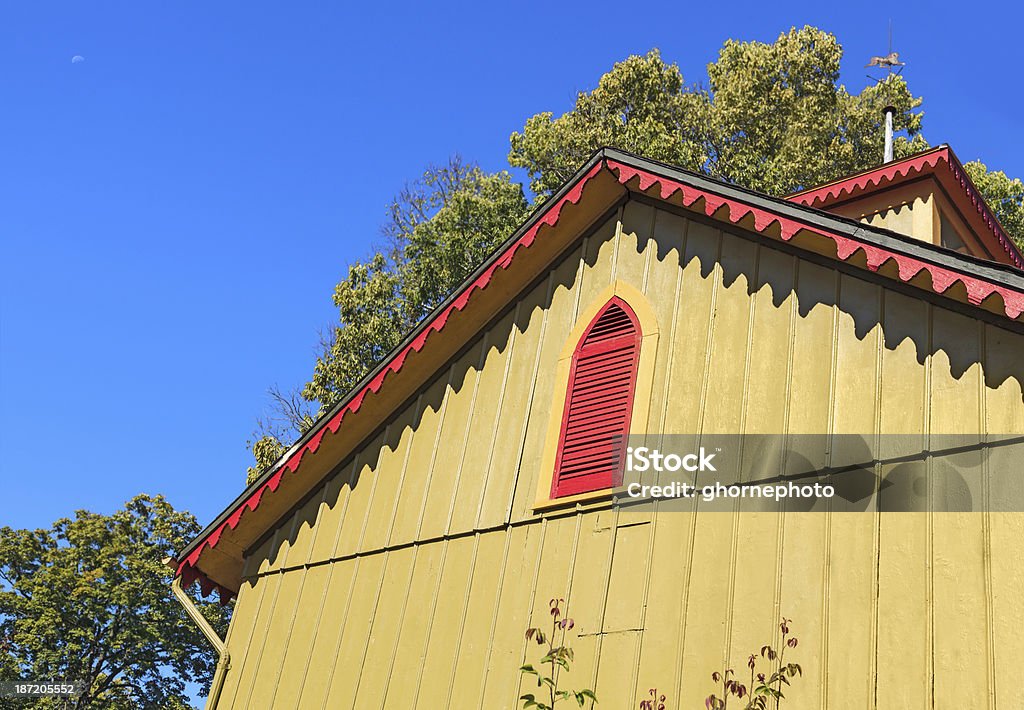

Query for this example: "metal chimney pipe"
[883,105,895,163]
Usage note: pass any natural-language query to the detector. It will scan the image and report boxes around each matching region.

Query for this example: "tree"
[509,29,927,198]
[246,434,288,485]
[303,157,529,410]
[508,30,1021,243]
[245,158,529,483]
[0,495,231,709]
[964,161,1024,251]
[509,49,709,199]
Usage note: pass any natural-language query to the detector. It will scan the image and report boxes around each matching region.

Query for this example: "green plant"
[704,617,802,710]
[520,597,598,709]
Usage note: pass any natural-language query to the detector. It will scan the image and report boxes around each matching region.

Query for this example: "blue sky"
[2,0,1022,535]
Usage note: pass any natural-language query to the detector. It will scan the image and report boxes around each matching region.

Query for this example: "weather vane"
[865,20,905,78]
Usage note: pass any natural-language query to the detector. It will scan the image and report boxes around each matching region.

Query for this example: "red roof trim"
[607,159,1024,320]
[179,155,1024,599]
[787,146,948,206]
[787,147,1023,268]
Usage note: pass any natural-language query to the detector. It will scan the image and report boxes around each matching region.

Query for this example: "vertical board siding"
[929,309,989,709]
[291,558,356,708]
[416,343,486,543]
[984,326,1024,710]
[321,552,389,708]
[411,534,478,706]
[780,259,838,709]
[825,274,882,710]
[379,542,446,709]
[447,311,518,536]
[477,270,556,530]
[874,290,931,709]
[216,204,1024,709]
[480,523,546,708]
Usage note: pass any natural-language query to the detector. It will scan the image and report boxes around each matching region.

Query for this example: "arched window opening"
[551,297,641,498]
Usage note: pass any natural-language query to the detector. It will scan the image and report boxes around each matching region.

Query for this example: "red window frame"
[550,297,642,498]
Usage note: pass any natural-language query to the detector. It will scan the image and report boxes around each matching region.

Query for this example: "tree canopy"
[0,495,231,709]
[963,161,1024,248]
[246,26,1024,482]
[509,30,927,197]
[246,158,528,483]
[303,158,529,410]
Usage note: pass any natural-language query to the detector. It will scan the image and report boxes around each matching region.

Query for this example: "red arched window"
[551,297,641,498]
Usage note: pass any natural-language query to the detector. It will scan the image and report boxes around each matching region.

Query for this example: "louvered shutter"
[552,298,641,498]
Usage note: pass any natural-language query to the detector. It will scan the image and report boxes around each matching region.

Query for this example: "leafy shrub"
[705,617,802,710]
[520,598,598,709]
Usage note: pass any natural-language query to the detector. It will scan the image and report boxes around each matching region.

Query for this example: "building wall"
[826,180,993,261]
[830,180,938,246]
[215,201,1024,710]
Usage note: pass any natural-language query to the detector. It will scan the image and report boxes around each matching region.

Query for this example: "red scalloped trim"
[787,148,1023,268]
[176,161,605,597]
[606,159,1024,321]
[788,149,945,208]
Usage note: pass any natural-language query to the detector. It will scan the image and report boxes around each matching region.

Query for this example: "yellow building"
[174,147,1024,709]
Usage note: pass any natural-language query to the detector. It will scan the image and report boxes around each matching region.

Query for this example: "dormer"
[789,146,1023,268]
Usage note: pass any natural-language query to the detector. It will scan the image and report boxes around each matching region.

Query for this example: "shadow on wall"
[255,205,1024,574]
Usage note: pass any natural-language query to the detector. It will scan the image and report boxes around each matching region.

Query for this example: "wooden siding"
[215,201,1024,709]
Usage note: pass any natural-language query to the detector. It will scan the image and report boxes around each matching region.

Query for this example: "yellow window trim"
[532,280,660,512]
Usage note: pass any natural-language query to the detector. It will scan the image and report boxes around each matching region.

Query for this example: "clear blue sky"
[2,1,1022,534]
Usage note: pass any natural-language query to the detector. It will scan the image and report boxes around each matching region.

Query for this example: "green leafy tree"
[702,28,927,195]
[509,28,927,198]
[246,158,529,482]
[304,157,529,408]
[508,30,1021,242]
[246,434,288,485]
[964,161,1024,251]
[0,495,231,709]
[509,49,709,198]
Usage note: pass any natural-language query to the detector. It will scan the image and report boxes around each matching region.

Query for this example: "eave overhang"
[176,148,1024,599]
[787,145,1024,268]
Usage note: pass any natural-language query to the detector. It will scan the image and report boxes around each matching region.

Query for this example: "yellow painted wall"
[215,201,1024,709]
[829,180,937,246]
[826,180,995,262]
